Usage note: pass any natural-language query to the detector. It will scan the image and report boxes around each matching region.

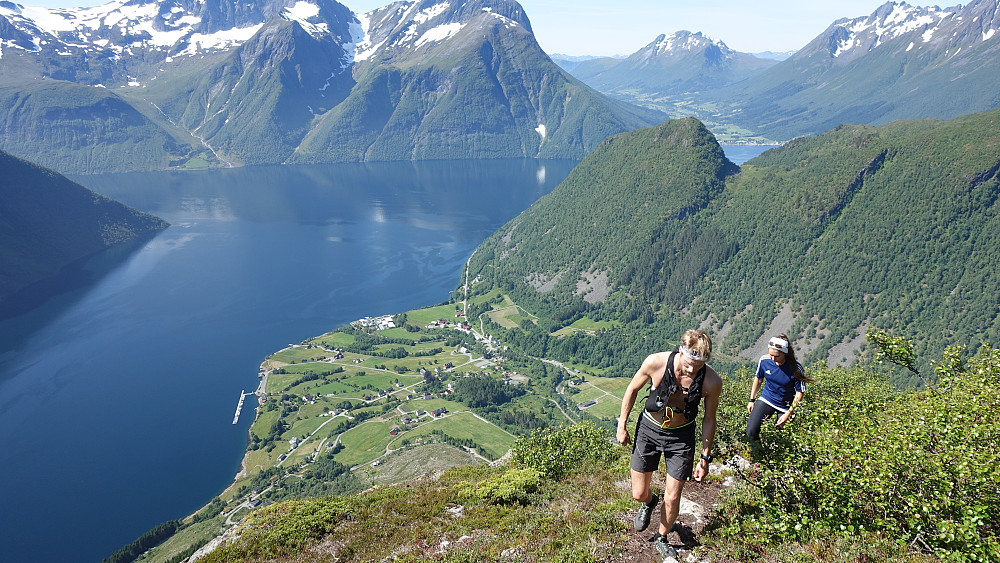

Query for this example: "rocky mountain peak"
[642,30,731,58]
[351,0,531,63]
[0,0,356,60]
[817,0,1000,61]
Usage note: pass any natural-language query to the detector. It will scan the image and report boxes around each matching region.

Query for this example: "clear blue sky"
[22,0,891,55]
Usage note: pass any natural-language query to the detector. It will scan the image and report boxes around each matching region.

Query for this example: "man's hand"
[693,458,709,482]
[616,426,631,446]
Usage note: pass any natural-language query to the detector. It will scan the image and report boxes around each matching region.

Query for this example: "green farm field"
[405,304,463,326]
[336,420,394,466]
[401,411,515,459]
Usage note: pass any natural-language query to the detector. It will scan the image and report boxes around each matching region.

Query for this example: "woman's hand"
[747,400,755,414]
[776,410,791,427]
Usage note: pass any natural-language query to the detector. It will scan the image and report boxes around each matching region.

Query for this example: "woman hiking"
[746,333,813,443]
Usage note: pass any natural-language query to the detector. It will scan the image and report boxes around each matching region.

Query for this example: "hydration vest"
[643,351,706,421]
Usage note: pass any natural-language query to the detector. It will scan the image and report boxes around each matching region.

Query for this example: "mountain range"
[564,0,1000,143]
[0,0,664,173]
[563,31,777,101]
[6,0,1000,171]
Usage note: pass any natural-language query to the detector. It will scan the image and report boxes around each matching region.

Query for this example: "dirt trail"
[609,471,729,563]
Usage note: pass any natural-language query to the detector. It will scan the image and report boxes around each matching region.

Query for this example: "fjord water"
[0,148,768,563]
[0,159,572,562]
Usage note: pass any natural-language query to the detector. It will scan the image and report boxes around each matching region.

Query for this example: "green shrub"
[709,344,1000,561]
[205,497,351,561]
[509,422,619,479]
[457,467,543,505]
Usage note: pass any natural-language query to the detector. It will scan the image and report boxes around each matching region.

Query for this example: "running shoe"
[651,532,679,561]
[633,492,659,531]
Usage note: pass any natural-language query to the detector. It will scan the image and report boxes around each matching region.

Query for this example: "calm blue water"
[0,159,575,563]
[721,144,779,164]
[0,146,764,563]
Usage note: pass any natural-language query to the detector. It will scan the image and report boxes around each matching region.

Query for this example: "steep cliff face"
[162,18,356,165]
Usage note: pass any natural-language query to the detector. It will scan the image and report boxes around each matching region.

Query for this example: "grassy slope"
[187,343,1000,563]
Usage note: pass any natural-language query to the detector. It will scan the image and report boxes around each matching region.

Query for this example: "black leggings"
[746,399,782,442]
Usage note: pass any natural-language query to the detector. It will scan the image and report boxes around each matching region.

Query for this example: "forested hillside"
[0,79,206,173]
[461,110,1000,381]
[0,150,169,306]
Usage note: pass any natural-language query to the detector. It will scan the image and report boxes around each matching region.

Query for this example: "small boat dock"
[232,390,247,424]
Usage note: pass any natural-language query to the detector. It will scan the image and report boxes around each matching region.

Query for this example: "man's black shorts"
[630,414,696,480]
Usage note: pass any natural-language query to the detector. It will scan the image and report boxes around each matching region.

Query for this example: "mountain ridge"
[463,109,1000,374]
[567,30,777,96]
[563,1,1000,143]
[0,0,665,173]
[714,0,1000,139]
[0,149,169,307]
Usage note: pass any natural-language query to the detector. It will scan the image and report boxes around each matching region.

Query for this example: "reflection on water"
[721,144,780,165]
[77,159,567,227]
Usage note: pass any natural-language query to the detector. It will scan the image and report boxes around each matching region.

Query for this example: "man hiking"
[616,329,722,560]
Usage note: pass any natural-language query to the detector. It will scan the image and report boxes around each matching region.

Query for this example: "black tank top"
[643,351,706,420]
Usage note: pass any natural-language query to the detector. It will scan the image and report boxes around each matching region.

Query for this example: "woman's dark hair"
[777,333,814,383]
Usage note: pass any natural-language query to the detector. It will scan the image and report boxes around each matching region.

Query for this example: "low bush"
[708,343,1000,561]
[509,421,620,479]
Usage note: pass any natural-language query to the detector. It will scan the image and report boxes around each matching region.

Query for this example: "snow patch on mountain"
[412,1,449,24]
[415,21,462,47]
[347,12,372,61]
[286,1,319,20]
[282,1,330,38]
[650,31,728,56]
[176,24,264,56]
[833,3,951,56]
[827,1,1000,58]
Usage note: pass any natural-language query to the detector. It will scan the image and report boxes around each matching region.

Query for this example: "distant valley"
[559,0,1000,143]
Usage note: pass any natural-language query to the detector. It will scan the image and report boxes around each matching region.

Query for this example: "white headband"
[768,337,789,353]
[679,344,709,362]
